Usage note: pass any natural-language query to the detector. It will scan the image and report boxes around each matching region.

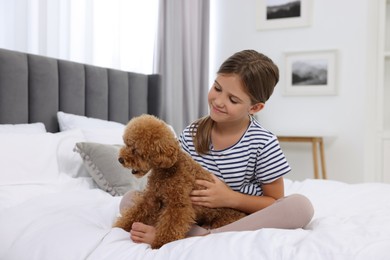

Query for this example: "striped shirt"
[178,116,291,196]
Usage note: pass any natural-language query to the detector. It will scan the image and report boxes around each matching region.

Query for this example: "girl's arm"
[190,175,284,214]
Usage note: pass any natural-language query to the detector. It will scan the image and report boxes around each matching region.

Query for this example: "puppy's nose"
[118,157,125,164]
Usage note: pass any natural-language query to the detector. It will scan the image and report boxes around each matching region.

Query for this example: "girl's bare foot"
[130,223,210,247]
[130,222,156,245]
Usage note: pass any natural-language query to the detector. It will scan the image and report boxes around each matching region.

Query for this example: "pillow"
[81,120,177,145]
[0,122,46,133]
[74,142,148,196]
[0,133,60,185]
[81,128,124,144]
[56,129,89,178]
[0,130,94,185]
[57,111,124,131]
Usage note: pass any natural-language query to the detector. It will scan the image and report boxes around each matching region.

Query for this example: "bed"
[1,48,390,260]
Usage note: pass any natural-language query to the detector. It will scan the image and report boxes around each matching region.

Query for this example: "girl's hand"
[190,174,235,208]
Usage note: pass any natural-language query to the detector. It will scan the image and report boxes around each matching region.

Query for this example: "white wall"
[210,0,376,183]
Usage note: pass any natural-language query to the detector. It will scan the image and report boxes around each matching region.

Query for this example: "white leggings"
[119,192,314,236]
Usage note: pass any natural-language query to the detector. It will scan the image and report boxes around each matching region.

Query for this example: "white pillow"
[80,117,177,144]
[81,128,124,144]
[57,111,176,144]
[0,122,46,133]
[0,129,94,185]
[56,129,89,178]
[57,111,124,131]
[0,133,60,185]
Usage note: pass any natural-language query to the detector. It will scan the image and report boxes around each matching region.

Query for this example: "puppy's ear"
[149,138,179,168]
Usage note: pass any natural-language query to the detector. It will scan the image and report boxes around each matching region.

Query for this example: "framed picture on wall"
[283,50,337,96]
[256,0,312,30]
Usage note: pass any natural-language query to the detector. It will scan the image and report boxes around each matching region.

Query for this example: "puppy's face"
[118,140,151,178]
[118,114,179,178]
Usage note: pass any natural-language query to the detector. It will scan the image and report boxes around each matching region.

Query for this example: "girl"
[122,49,314,245]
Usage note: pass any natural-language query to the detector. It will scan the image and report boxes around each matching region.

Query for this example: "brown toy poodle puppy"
[114,114,245,249]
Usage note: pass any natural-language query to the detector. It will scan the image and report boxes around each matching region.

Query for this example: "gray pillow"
[74,142,148,196]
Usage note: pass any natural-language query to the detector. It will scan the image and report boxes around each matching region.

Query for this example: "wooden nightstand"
[277,136,327,179]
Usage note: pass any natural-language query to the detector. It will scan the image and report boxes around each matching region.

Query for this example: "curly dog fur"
[113,114,245,249]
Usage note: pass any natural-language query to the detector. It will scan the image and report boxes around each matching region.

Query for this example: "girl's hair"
[191,50,279,154]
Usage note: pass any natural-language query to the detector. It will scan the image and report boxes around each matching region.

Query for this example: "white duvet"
[1,178,390,260]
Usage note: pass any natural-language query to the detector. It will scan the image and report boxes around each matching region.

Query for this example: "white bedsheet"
[1,178,390,260]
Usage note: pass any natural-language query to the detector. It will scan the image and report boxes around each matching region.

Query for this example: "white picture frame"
[256,0,312,30]
[283,50,338,96]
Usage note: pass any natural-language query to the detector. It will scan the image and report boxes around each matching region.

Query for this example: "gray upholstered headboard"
[0,48,161,132]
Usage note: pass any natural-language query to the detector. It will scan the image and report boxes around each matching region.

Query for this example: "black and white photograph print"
[291,59,328,86]
[256,0,312,30]
[284,50,337,96]
[266,0,301,20]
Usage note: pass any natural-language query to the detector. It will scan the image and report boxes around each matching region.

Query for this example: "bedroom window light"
[90,0,159,74]
[0,0,159,74]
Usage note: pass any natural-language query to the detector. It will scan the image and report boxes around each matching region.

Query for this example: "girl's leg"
[186,194,313,236]
[210,193,314,234]
[186,224,210,236]
[121,192,314,237]
[120,191,211,239]
[119,190,139,215]
[119,191,157,245]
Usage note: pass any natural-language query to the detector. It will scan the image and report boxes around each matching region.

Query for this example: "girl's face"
[208,74,263,124]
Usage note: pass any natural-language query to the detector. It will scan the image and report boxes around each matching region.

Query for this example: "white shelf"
[377,0,390,182]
